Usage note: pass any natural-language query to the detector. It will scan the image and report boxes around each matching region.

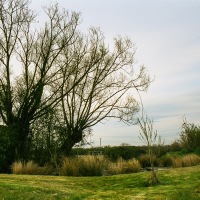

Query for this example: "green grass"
[0,166,199,199]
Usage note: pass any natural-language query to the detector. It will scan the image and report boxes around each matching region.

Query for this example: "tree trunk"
[60,129,83,155]
[15,124,30,161]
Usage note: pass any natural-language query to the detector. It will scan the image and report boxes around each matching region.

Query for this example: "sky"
[30,0,200,146]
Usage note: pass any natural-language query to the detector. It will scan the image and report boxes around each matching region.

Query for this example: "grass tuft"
[170,154,200,168]
[60,157,79,176]
[11,161,54,175]
[23,161,39,175]
[78,155,107,176]
[11,161,23,174]
[125,158,141,173]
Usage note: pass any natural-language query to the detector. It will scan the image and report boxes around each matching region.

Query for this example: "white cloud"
[29,0,200,146]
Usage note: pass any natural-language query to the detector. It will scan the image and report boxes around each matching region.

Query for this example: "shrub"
[138,154,150,168]
[103,146,146,161]
[138,154,159,168]
[180,119,200,151]
[160,155,172,167]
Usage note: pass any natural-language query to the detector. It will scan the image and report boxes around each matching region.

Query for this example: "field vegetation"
[10,153,200,177]
[0,166,199,199]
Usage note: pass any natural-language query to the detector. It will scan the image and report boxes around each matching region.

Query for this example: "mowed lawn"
[0,166,199,200]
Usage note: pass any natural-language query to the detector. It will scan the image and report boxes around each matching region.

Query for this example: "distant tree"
[120,143,131,146]
[180,118,200,151]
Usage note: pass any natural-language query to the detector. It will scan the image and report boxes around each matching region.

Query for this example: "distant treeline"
[72,143,184,161]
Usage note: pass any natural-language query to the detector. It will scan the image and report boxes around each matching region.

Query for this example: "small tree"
[180,118,200,152]
[138,115,160,186]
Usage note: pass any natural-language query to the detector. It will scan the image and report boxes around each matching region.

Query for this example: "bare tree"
[56,28,151,154]
[0,0,91,161]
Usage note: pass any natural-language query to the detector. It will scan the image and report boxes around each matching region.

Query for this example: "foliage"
[138,154,159,168]
[180,119,200,151]
[103,145,146,161]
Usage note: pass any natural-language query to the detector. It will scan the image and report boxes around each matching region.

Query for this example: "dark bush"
[103,146,146,161]
[138,154,159,168]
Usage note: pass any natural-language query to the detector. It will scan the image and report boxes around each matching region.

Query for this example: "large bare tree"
[0,0,91,161]
[55,28,151,154]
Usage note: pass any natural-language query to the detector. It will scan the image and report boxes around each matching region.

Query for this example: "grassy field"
[0,166,199,200]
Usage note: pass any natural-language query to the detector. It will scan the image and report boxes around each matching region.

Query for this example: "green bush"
[180,120,200,151]
[138,154,159,168]
[160,155,172,167]
[103,146,146,161]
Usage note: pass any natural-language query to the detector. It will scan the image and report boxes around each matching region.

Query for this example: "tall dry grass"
[170,157,183,168]
[10,155,155,176]
[170,154,200,168]
[60,157,79,176]
[125,158,141,173]
[11,161,23,174]
[11,161,54,175]
[107,157,125,175]
[60,155,108,176]
[11,161,39,175]
[107,157,141,175]
[78,155,107,176]
[23,161,39,175]
[182,154,200,167]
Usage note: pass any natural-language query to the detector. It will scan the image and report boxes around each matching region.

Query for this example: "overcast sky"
[31,0,200,146]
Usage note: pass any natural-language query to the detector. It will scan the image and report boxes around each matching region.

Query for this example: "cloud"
[29,0,200,146]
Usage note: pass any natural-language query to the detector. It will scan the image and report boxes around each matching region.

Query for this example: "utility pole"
[99,138,102,147]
